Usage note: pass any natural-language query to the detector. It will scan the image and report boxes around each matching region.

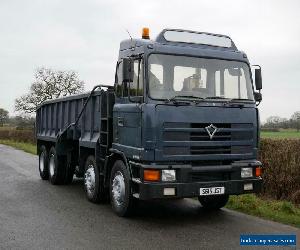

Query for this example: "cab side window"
[130,59,143,97]
[115,61,123,97]
[115,58,143,98]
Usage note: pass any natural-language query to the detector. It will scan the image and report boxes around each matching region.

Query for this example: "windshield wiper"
[166,95,204,104]
[223,98,253,108]
[204,97,252,108]
[205,96,227,100]
[226,98,252,102]
[174,95,204,100]
[224,98,253,104]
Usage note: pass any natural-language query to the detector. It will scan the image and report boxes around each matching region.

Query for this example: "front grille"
[163,122,254,156]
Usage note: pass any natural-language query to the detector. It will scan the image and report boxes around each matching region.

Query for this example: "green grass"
[0,139,36,154]
[261,130,300,139]
[226,194,300,228]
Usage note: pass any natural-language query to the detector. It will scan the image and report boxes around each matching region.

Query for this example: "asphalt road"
[0,144,299,250]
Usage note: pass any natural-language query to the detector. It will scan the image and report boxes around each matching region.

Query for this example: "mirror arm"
[256,99,261,107]
[252,65,261,70]
[254,91,262,106]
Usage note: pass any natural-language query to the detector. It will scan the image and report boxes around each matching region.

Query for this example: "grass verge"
[261,130,300,139]
[0,139,36,155]
[226,194,300,228]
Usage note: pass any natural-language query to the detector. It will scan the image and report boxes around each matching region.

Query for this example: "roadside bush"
[259,138,300,204]
[0,128,35,144]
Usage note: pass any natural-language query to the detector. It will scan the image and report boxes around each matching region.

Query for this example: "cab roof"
[118,29,248,63]
[120,29,238,52]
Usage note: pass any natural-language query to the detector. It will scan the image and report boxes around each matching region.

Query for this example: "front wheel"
[198,195,229,210]
[110,160,135,217]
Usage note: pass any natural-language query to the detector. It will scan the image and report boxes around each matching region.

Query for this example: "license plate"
[199,187,225,196]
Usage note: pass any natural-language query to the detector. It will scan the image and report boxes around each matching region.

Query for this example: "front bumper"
[130,159,263,200]
[137,178,262,200]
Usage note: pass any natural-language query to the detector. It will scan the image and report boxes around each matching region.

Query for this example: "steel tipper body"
[36,28,263,216]
[36,88,115,186]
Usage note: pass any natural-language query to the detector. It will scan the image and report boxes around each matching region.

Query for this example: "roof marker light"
[142,27,150,39]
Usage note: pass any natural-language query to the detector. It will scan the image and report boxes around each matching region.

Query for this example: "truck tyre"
[48,147,67,185]
[110,160,135,217]
[84,155,107,203]
[198,195,229,210]
[39,145,49,180]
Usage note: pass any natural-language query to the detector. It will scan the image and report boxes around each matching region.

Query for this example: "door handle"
[117,117,124,127]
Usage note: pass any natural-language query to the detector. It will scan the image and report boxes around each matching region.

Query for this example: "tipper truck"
[36,28,263,216]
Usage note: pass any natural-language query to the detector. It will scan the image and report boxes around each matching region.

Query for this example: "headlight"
[241,167,253,178]
[161,169,176,181]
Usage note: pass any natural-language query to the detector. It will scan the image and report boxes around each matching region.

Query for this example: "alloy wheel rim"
[112,171,125,207]
[49,154,55,177]
[39,152,44,172]
[84,165,96,197]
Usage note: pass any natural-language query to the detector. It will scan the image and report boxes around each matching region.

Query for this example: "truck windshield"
[148,54,254,101]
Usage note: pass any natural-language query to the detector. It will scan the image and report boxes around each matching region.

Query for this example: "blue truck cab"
[36,28,263,216]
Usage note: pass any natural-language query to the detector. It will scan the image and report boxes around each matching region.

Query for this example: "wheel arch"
[104,149,130,187]
[79,146,96,174]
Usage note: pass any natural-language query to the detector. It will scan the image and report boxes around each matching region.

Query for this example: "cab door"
[113,58,144,150]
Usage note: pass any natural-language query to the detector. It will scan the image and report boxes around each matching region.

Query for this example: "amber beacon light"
[142,27,150,39]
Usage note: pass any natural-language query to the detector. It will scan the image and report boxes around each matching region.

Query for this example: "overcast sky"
[0,0,299,121]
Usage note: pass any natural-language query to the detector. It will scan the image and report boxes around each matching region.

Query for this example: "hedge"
[0,129,35,144]
[260,138,300,204]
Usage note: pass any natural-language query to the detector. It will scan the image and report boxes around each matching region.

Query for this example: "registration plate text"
[199,187,225,196]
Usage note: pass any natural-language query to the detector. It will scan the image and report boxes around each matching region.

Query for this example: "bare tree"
[291,111,300,132]
[0,108,9,126]
[265,116,283,129]
[15,68,85,114]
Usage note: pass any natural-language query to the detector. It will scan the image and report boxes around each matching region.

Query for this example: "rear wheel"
[198,195,229,210]
[39,145,49,180]
[84,155,107,203]
[110,160,135,217]
[48,147,67,185]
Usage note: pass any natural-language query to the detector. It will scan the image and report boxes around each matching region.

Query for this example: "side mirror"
[122,58,134,83]
[254,92,262,102]
[255,67,262,91]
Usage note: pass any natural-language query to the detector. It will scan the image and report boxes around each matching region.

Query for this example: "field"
[261,129,300,139]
